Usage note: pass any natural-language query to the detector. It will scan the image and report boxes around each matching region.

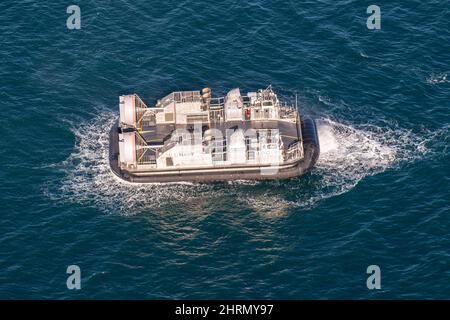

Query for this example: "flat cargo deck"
[109,118,320,183]
[139,119,300,152]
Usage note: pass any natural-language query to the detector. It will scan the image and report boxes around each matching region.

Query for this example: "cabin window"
[166,157,173,166]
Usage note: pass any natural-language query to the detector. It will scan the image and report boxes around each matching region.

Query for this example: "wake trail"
[43,110,447,215]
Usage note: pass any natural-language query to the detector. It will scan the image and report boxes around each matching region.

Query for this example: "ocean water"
[1,0,449,299]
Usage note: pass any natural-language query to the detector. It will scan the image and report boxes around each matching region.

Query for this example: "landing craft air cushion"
[109,86,320,183]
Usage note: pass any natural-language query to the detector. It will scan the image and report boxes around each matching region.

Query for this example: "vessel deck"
[139,119,300,150]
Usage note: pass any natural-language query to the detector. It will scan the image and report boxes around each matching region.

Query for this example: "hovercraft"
[109,86,319,183]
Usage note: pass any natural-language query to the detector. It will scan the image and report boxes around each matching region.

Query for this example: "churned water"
[1,0,449,299]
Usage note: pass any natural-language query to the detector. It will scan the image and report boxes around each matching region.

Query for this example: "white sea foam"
[45,110,444,215]
[426,73,448,85]
[316,122,339,153]
[291,117,449,209]
[44,111,221,215]
[306,118,402,205]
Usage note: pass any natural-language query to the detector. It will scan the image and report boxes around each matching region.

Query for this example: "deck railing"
[134,94,149,127]
[157,91,201,108]
[284,141,304,161]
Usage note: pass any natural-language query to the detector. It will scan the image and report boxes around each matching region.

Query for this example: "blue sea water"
[1,0,449,299]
